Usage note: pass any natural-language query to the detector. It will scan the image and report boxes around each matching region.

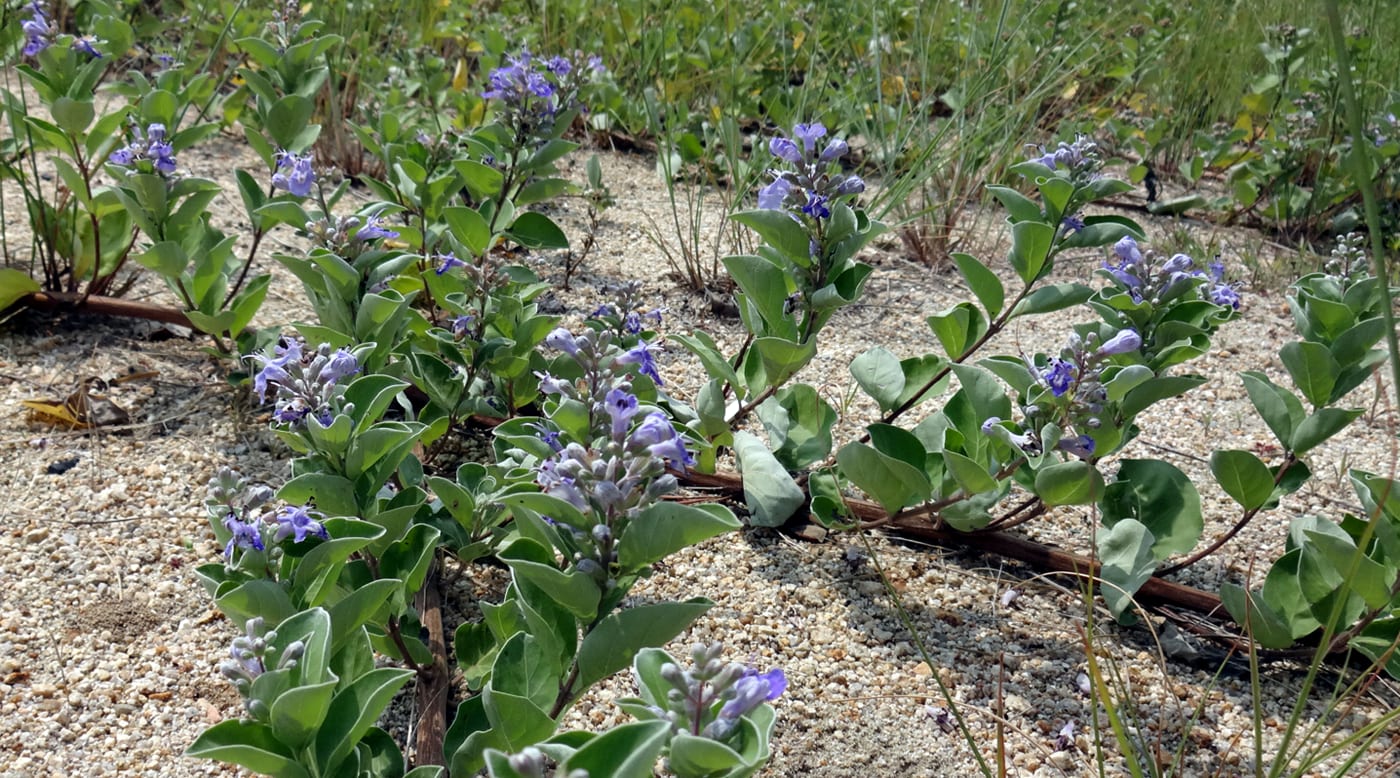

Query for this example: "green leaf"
[757,384,837,469]
[849,347,905,411]
[1303,530,1394,609]
[1290,408,1363,455]
[507,212,569,249]
[216,579,296,629]
[1101,459,1203,560]
[1260,550,1321,639]
[731,209,813,267]
[185,720,310,778]
[1010,282,1094,318]
[136,241,189,277]
[1220,583,1296,649]
[985,186,1042,223]
[443,206,490,255]
[269,680,337,749]
[314,668,416,774]
[279,473,359,518]
[327,578,400,649]
[1007,220,1055,284]
[836,441,931,516]
[1096,518,1156,623]
[51,96,94,135]
[1210,450,1273,511]
[927,302,987,360]
[943,450,996,494]
[491,633,559,710]
[266,95,316,150]
[732,431,804,527]
[1120,375,1207,418]
[499,539,601,620]
[576,599,714,690]
[618,502,740,570]
[1280,341,1339,408]
[1035,460,1104,506]
[0,268,40,311]
[750,337,816,388]
[952,252,1005,316]
[724,254,793,338]
[560,721,672,778]
[1241,371,1304,447]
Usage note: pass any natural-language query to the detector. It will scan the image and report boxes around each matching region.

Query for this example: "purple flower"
[1040,359,1075,397]
[769,137,803,164]
[617,341,663,385]
[535,371,569,395]
[630,412,695,472]
[544,327,579,355]
[1113,236,1142,266]
[546,56,571,75]
[1056,435,1096,459]
[149,140,177,174]
[271,151,315,197]
[758,178,793,210]
[1062,215,1084,233]
[272,505,328,544]
[355,215,399,241]
[451,314,474,337]
[1210,284,1241,309]
[222,513,264,560]
[819,138,849,162]
[71,37,102,59]
[801,194,831,219]
[249,340,302,402]
[1055,721,1076,751]
[434,251,465,275]
[792,123,826,153]
[21,2,52,57]
[833,175,865,196]
[109,148,134,166]
[1161,254,1193,274]
[1096,328,1141,356]
[319,349,359,384]
[603,387,640,438]
[526,422,564,452]
[720,667,787,719]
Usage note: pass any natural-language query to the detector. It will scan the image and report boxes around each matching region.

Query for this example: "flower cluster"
[500,748,588,778]
[21,2,52,57]
[533,327,694,583]
[1028,134,1101,179]
[589,280,665,337]
[481,49,604,142]
[645,643,787,741]
[271,150,316,198]
[1102,236,1241,310]
[1324,231,1370,285]
[983,328,1142,460]
[109,123,177,175]
[757,121,865,224]
[206,467,329,562]
[217,616,305,717]
[247,338,360,428]
[304,212,400,257]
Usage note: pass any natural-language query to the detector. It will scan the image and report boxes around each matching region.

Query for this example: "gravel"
[1,141,1397,777]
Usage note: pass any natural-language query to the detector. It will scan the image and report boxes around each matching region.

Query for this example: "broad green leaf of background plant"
[185,720,310,778]
[618,502,740,569]
[575,598,714,690]
[1210,450,1274,511]
[1100,459,1203,560]
[0,269,40,312]
[733,431,804,527]
[1096,518,1157,623]
[1035,460,1104,506]
[836,441,931,516]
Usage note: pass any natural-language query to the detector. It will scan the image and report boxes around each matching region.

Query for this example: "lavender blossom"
[109,123,178,175]
[271,505,329,544]
[247,339,358,430]
[434,251,465,275]
[354,215,399,242]
[1096,328,1142,356]
[21,2,52,57]
[271,151,315,197]
[71,36,102,58]
[719,668,787,719]
[1040,359,1076,396]
[617,341,663,385]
